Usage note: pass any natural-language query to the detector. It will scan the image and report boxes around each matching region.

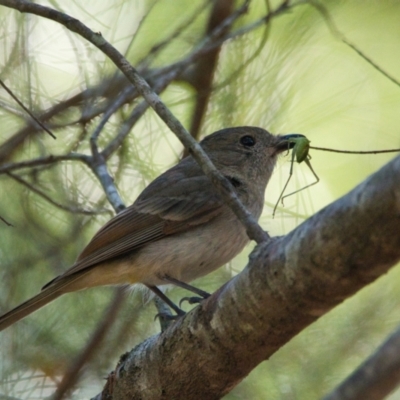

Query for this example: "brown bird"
[0,127,302,330]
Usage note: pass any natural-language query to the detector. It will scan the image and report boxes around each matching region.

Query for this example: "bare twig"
[48,133,128,398]
[93,119,175,329]
[0,215,13,226]
[211,0,272,93]
[308,0,400,89]
[0,77,56,139]
[90,86,133,143]
[0,153,89,175]
[136,0,212,71]
[7,171,108,215]
[310,146,400,154]
[0,75,136,163]
[102,99,150,159]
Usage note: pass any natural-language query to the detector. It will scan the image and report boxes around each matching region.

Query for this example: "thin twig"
[47,124,129,399]
[0,74,137,163]
[310,146,400,155]
[0,77,56,139]
[7,171,108,215]
[136,0,212,71]
[101,99,150,159]
[0,215,13,226]
[207,0,273,102]
[0,153,89,175]
[90,86,133,143]
[308,0,400,89]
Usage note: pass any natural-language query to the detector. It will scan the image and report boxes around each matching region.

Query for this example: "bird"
[0,126,301,331]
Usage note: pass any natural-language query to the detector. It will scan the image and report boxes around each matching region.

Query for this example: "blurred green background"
[0,0,399,398]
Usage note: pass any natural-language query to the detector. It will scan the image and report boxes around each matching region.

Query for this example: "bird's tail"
[0,287,61,331]
[0,278,75,331]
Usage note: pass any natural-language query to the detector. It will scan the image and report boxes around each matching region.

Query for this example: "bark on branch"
[96,155,400,400]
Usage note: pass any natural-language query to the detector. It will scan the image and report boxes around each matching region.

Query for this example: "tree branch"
[0,78,56,139]
[308,0,400,89]
[323,323,400,400]
[0,0,269,243]
[6,171,108,215]
[97,156,400,399]
[0,153,89,174]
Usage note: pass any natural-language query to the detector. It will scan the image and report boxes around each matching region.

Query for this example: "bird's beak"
[275,133,306,153]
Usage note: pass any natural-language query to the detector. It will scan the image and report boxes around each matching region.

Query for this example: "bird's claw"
[179,296,205,307]
[154,309,185,322]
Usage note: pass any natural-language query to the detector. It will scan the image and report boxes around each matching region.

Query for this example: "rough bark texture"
[98,156,400,400]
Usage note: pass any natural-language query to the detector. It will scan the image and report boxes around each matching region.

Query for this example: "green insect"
[273,135,400,217]
[273,135,319,217]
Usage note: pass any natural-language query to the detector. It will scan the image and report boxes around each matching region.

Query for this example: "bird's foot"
[179,293,210,307]
[154,309,185,322]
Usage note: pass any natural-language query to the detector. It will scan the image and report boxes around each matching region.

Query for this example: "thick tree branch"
[97,156,400,399]
[323,323,400,400]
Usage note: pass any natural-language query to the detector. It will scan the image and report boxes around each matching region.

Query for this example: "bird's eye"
[240,135,256,147]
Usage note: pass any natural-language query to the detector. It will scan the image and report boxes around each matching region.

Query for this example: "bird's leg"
[162,275,210,306]
[146,284,185,318]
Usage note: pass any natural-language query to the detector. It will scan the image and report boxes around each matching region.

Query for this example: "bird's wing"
[45,163,225,284]
[134,175,224,221]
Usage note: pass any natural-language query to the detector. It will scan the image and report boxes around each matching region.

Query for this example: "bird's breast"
[131,210,251,286]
